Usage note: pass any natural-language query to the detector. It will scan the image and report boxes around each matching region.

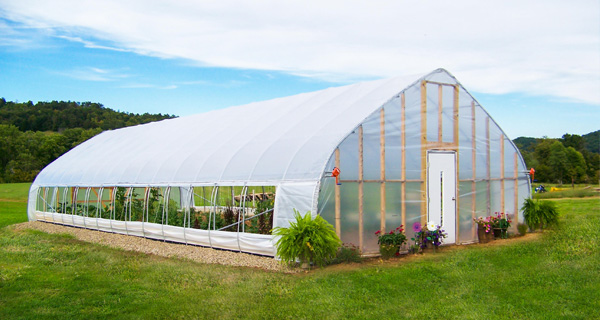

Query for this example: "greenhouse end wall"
[318,72,530,255]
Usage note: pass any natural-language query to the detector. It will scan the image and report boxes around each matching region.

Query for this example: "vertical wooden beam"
[420,81,428,224]
[486,117,491,215]
[453,85,460,146]
[454,85,460,244]
[380,108,386,232]
[335,148,341,237]
[514,152,519,231]
[438,84,443,142]
[500,136,505,214]
[401,93,407,229]
[471,101,477,240]
[358,125,364,251]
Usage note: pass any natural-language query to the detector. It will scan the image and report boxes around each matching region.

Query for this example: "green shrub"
[272,209,341,267]
[517,223,528,236]
[522,198,560,231]
[332,244,362,264]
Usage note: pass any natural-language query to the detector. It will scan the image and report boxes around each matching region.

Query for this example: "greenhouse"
[28,68,531,256]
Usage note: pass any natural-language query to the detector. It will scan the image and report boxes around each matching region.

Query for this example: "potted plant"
[490,212,511,239]
[473,216,493,243]
[375,225,407,259]
[411,221,447,252]
[272,209,341,268]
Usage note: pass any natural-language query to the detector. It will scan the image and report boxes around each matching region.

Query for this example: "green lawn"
[0,183,599,319]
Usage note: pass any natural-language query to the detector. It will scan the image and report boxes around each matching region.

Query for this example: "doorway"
[427,151,456,244]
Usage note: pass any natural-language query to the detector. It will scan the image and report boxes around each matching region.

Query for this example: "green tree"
[548,141,568,184]
[565,147,587,187]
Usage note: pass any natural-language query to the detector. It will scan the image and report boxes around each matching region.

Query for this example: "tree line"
[0,99,175,183]
[514,131,600,186]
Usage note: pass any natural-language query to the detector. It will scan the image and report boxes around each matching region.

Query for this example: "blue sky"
[1,1,598,139]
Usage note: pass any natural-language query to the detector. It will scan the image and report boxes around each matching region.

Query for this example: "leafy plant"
[522,198,560,231]
[517,223,528,236]
[332,243,362,264]
[375,225,407,246]
[272,209,341,267]
[257,198,274,234]
[411,221,448,249]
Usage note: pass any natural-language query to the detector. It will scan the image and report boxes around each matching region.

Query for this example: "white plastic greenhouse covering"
[28,68,531,256]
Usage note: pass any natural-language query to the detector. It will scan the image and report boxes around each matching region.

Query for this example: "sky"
[0,0,598,139]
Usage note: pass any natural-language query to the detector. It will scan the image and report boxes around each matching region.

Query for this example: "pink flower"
[412,222,422,233]
[375,230,381,235]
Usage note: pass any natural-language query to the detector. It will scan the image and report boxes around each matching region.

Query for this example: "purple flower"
[412,222,422,233]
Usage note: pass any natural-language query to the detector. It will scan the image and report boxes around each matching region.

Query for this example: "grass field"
[1,183,599,319]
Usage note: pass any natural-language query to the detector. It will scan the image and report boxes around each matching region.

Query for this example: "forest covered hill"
[513,130,599,185]
[0,99,175,182]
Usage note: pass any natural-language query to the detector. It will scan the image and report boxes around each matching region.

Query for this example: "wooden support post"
[420,81,428,224]
[500,136,505,214]
[514,152,519,231]
[438,84,443,142]
[358,126,364,251]
[454,85,460,244]
[471,101,477,240]
[401,93,407,229]
[380,108,386,233]
[335,148,341,237]
[486,117,491,215]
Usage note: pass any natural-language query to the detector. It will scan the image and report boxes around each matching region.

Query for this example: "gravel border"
[10,221,296,273]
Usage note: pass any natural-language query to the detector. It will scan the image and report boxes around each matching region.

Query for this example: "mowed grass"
[0,183,29,228]
[0,183,599,319]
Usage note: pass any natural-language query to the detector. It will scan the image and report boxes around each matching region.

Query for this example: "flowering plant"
[473,216,492,233]
[411,221,447,249]
[375,225,407,246]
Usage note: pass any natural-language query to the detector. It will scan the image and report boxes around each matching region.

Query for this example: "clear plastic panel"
[362,182,380,253]
[458,181,474,243]
[113,187,129,221]
[504,141,516,178]
[404,86,422,180]
[339,183,359,247]
[385,182,403,232]
[99,187,112,219]
[405,182,423,232]
[426,82,440,142]
[490,180,502,215]
[475,181,488,218]
[36,187,45,212]
[442,85,455,143]
[504,181,516,218]
[147,187,166,224]
[489,124,502,179]
[475,109,488,180]
[362,113,381,181]
[318,176,336,227]
[383,100,402,180]
[339,130,359,181]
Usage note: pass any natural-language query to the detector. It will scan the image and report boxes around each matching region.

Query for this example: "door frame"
[426,150,457,244]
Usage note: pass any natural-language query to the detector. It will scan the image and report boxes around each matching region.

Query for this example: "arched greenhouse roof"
[33,71,441,187]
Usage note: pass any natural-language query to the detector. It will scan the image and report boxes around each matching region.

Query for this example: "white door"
[427,151,456,244]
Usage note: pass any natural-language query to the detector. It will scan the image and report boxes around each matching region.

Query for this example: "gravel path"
[11,221,295,273]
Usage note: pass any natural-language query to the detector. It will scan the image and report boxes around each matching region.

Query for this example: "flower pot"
[379,244,399,259]
[477,226,492,243]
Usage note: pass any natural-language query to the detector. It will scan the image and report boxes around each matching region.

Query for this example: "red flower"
[389,231,394,234]
[375,230,381,235]
[395,252,400,256]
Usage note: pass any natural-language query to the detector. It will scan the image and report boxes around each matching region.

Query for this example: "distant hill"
[0,98,175,131]
[512,130,599,184]
[582,130,599,154]
[0,98,177,183]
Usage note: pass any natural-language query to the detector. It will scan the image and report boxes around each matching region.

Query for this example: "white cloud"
[55,66,130,81]
[1,0,598,104]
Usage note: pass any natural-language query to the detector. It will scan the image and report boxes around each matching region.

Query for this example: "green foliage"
[517,223,528,236]
[522,198,560,231]
[375,225,407,246]
[514,130,599,184]
[256,198,274,234]
[272,210,341,267]
[332,243,362,264]
[0,99,175,183]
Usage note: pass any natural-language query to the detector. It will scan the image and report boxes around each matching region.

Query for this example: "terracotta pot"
[478,226,492,243]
